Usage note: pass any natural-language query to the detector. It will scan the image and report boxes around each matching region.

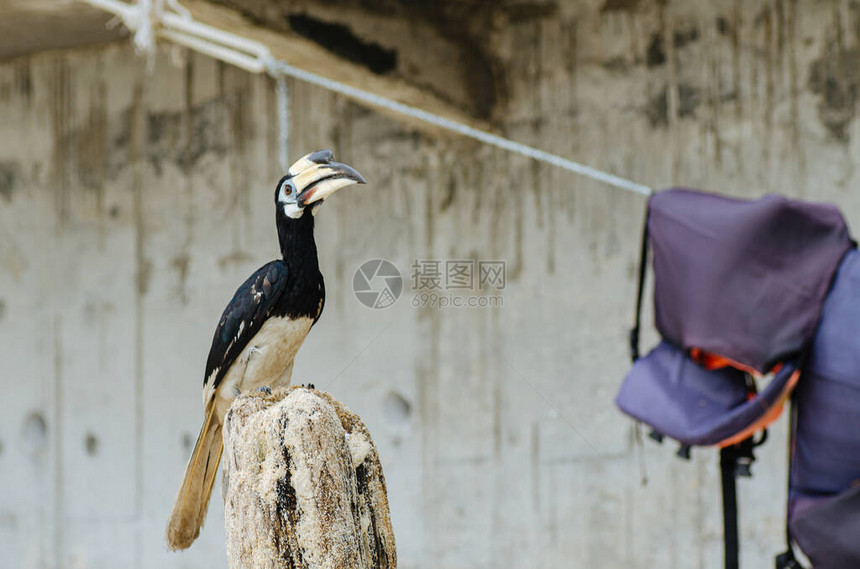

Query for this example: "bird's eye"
[283,185,292,195]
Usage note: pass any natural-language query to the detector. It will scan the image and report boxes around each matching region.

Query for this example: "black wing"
[204,260,290,390]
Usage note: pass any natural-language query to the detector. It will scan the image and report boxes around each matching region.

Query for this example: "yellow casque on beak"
[288,150,367,208]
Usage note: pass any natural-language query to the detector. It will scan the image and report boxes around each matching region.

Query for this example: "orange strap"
[688,347,781,377]
[686,347,799,448]
[717,369,800,448]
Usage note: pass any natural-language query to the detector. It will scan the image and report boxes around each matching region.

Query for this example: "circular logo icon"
[353,259,403,309]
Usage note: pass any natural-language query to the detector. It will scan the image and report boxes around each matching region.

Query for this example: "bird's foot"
[299,383,316,390]
[257,386,272,395]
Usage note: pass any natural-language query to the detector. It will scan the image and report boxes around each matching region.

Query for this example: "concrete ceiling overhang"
[0,0,125,61]
[206,0,513,122]
[181,0,496,131]
[0,0,530,132]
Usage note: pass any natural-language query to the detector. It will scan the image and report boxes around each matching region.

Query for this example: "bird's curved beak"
[293,157,367,208]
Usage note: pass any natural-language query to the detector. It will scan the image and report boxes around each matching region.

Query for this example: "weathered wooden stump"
[222,386,397,569]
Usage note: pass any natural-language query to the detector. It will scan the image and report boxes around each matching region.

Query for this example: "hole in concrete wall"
[182,432,193,453]
[22,412,47,454]
[383,391,411,426]
[0,161,21,203]
[646,27,700,68]
[809,45,860,143]
[84,432,99,456]
[645,84,700,127]
[288,14,398,75]
[673,27,699,50]
[646,33,665,68]
[716,16,732,37]
[601,0,640,12]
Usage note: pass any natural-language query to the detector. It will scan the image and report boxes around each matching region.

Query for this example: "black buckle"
[724,437,757,477]
[775,550,801,569]
[629,327,640,362]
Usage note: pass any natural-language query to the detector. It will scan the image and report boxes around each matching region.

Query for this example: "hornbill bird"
[165,150,366,550]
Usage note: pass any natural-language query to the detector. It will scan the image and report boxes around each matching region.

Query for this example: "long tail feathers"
[165,402,223,550]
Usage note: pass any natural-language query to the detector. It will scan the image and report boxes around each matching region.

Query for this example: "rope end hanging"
[275,75,290,173]
[132,0,156,59]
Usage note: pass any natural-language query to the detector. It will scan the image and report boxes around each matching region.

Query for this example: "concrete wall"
[2,1,860,568]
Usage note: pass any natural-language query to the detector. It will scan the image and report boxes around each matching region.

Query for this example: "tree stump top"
[223,386,396,569]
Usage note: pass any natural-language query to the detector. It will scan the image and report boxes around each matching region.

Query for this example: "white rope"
[161,12,269,59]
[133,0,154,55]
[276,76,290,172]
[262,57,652,196]
[83,0,653,197]
[159,29,264,73]
[164,0,190,20]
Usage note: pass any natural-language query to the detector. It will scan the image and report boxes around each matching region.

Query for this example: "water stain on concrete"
[147,98,232,176]
[76,63,107,197]
[136,258,152,296]
[809,45,860,143]
[645,84,700,127]
[646,26,700,68]
[171,253,191,303]
[0,161,21,202]
[50,57,72,232]
[14,59,32,103]
[218,249,255,270]
[55,96,232,185]
[439,174,456,213]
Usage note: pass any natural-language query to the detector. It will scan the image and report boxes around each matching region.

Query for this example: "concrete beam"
[181,0,493,134]
[0,0,124,61]
[0,0,494,133]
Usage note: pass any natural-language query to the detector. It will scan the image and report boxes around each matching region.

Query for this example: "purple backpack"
[784,249,860,568]
[615,189,855,569]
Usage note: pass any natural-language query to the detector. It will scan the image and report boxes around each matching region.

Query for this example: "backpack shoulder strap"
[776,391,803,569]
[630,207,650,363]
[721,445,741,569]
